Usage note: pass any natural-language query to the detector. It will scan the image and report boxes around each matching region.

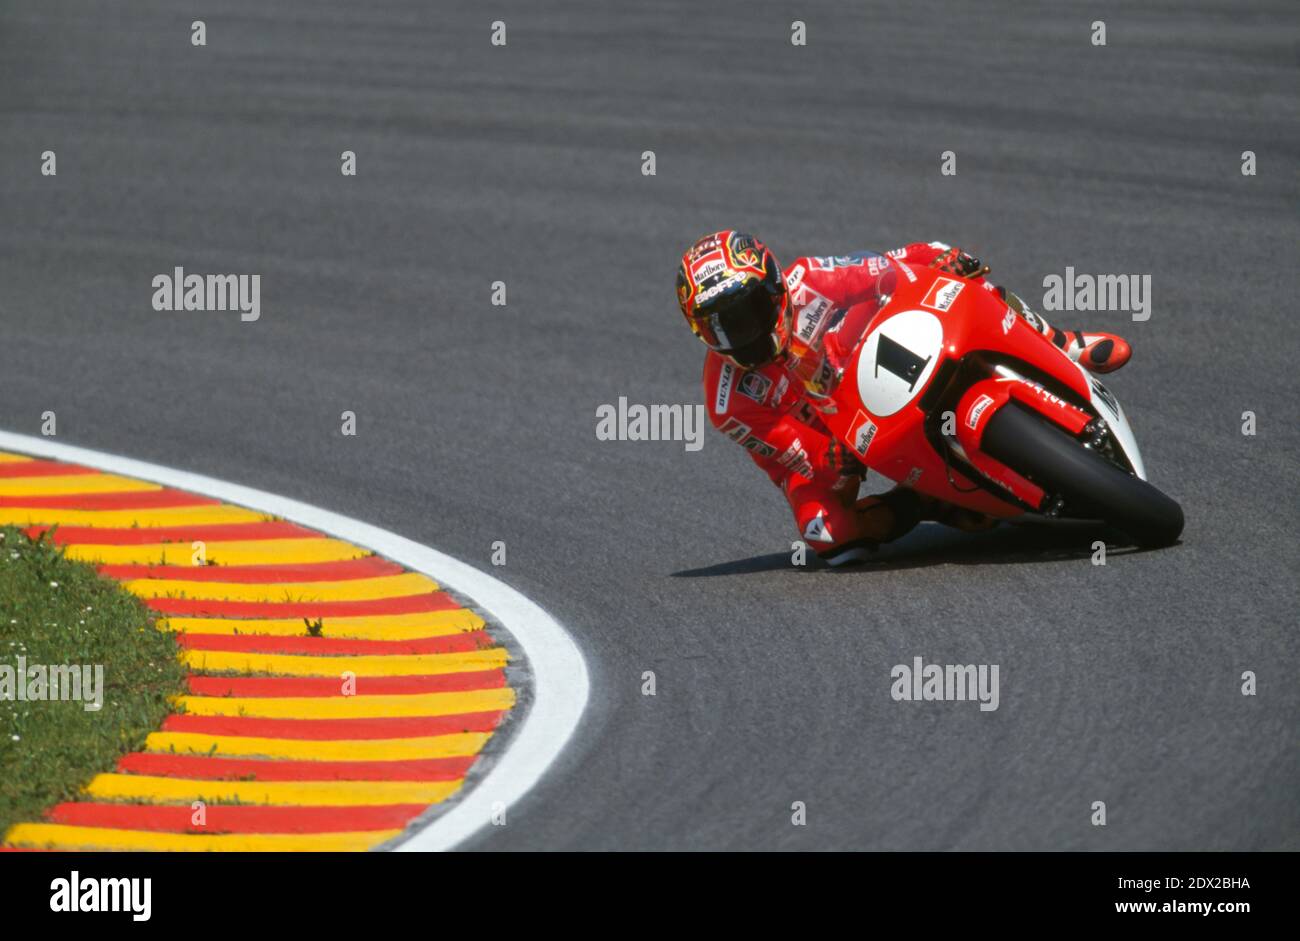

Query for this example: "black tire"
[981,403,1184,547]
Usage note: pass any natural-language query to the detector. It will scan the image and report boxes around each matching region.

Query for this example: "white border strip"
[0,430,590,852]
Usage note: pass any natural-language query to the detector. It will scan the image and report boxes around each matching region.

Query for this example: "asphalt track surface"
[1,2,1296,850]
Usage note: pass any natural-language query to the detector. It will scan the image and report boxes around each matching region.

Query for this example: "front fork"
[950,374,1104,512]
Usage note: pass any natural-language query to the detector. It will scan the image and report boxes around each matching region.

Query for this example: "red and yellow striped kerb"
[0,450,517,851]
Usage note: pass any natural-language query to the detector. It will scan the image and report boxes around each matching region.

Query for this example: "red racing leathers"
[702,241,962,563]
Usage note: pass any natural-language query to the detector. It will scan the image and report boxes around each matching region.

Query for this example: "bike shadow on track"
[671,521,1164,577]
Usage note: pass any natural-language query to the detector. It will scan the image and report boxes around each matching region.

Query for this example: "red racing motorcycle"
[818,255,1184,547]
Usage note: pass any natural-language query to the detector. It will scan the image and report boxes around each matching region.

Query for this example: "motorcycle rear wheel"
[981,403,1184,547]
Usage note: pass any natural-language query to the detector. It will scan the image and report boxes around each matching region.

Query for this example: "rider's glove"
[930,247,989,279]
[826,439,866,479]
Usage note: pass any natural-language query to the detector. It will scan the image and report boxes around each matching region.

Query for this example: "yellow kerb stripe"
[124,571,438,602]
[144,731,491,761]
[2,824,402,852]
[83,774,461,807]
[174,686,516,719]
[158,609,486,639]
[62,538,368,566]
[180,647,507,678]
[0,505,271,527]
[0,474,161,496]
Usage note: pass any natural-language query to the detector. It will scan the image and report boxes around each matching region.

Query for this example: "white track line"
[0,430,590,852]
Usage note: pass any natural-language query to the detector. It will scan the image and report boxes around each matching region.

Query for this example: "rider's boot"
[1000,288,1132,374]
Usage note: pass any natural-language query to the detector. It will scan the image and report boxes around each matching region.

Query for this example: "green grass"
[0,525,186,837]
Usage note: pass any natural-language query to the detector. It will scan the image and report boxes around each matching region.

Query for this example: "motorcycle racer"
[675,230,1133,565]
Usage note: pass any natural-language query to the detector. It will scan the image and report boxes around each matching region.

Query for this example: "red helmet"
[676,230,791,368]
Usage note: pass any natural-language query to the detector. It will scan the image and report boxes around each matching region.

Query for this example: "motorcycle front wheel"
[981,403,1184,548]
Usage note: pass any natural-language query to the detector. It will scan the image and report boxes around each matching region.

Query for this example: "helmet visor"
[690,280,779,354]
[726,333,780,369]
